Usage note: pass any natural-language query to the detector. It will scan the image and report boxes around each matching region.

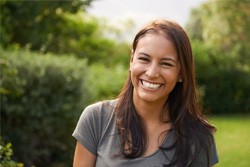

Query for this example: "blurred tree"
[186,0,250,67]
[0,0,93,51]
[186,0,250,113]
[0,0,131,66]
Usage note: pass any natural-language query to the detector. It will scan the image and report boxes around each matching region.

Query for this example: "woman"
[73,19,219,167]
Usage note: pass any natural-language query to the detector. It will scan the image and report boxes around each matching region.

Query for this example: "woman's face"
[130,33,181,105]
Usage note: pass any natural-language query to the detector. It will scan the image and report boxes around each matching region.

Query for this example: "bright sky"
[87,0,207,41]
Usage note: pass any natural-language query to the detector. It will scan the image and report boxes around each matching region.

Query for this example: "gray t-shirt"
[73,100,219,167]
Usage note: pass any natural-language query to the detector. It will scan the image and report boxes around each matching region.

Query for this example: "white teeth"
[142,80,161,89]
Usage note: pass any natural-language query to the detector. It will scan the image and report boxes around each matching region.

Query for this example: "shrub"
[0,137,24,167]
[193,41,250,114]
[1,48,89,166]
[86,63,128,102]
[200,68,250,114]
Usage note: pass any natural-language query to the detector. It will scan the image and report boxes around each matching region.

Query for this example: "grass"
[210,115,250,167]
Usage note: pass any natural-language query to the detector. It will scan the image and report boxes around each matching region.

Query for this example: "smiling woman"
[130,33,181,106]
[72,19,219,167]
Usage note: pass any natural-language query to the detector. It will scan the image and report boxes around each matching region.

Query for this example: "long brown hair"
[115,20,216,166]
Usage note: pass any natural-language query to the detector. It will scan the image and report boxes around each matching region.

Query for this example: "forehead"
[135,33,177,57]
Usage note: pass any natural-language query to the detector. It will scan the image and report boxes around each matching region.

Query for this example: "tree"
[0,0,93,51]
[186,0,250,113]
[186,0,250,67]
[0,0,131,66]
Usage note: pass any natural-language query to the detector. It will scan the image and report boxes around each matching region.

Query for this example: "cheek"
[130,64,136,78]
[130,61,137,72]
[130,67,139,81]
[130,64,144,85]
[130,62,143,74]
[130,71,138,87]
[162,70,180,82]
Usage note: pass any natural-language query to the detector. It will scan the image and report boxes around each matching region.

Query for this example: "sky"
[86,0,207,41]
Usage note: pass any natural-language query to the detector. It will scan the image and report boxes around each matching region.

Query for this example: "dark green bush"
[193,41,250,114]
[1,48,89,166]
[202,68,250,114]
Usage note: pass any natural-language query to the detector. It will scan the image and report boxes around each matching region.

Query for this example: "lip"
[140,79,163,85]
[139,79,163,90]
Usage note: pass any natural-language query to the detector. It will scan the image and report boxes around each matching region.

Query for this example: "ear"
[178,75,182,82]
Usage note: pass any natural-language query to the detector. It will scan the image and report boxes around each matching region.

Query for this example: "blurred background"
[0,0,249,166]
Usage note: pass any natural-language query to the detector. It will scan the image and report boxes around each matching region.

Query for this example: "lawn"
[210,115,250,167]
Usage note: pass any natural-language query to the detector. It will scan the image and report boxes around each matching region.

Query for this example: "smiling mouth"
[140,80,162,90]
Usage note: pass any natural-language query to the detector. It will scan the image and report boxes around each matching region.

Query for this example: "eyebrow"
[139,51,177,64]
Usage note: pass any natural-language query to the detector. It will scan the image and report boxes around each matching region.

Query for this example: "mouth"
[140,80,163,90]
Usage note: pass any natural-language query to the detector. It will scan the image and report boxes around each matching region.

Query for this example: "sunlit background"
[87,0,207,41]
[1,0,249,166]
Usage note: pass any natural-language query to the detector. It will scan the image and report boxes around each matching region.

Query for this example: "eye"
[138,57,150,62]
[161,62,174,67]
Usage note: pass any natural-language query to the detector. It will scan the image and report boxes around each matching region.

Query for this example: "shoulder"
[80,99,118,120]
[76,99,118,133]
[72,99,118,155]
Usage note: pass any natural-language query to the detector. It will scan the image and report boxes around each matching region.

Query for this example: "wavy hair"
[115,19,216,166]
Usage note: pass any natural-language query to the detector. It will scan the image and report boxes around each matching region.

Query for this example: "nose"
[145,63,160,78]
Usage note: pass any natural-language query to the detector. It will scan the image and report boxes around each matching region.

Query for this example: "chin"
[138,93,163,103]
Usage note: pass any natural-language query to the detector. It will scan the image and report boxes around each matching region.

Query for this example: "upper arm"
[73,141,96,167]
[73,103,102,154]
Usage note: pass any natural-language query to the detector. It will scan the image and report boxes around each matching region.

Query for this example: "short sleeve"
[190,135,219,167]
[72,103,102,155]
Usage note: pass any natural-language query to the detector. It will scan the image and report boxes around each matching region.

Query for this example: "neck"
[133,98,169,124]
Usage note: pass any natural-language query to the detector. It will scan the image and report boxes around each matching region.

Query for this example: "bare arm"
[73,141,96,167]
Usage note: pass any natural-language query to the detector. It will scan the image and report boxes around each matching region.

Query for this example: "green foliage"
[1,48,89,166]
[201,68,250,114]
[0,0,131,66]
[186,0,250,67]
[0,47,130,166]
[0,137,23,167]
[0,57,25,97]
[186,0,250,114]
[0,0,92,50]
[193,41,250,114]
[87,63,128,102]
[48,13,130,65]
